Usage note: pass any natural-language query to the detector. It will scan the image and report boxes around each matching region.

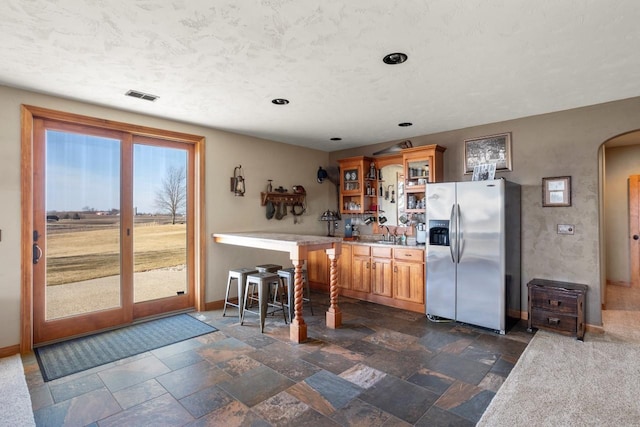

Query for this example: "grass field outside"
[46,215,186,286]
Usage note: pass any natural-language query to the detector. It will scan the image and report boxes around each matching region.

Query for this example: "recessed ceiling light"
[125,89,159,102]
[330,137,342,141]
[271,98,290,105]
[398,122,413,127]
[383,52,408,65]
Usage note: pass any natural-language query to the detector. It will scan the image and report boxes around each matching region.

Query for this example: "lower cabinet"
[307,249,329,292]
[352,245,372,293]
[371,247,393,297]
[337,244,352,291]
[394,259,424,305]
[309,243,425,313]
[309,243,353,293]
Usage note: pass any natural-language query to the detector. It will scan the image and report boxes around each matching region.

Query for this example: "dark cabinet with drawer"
[527,278,587,340]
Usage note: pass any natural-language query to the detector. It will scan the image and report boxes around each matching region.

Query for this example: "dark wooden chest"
[527,278,587,340]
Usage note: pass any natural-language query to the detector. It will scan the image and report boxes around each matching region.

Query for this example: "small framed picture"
[472,163,497,181]
[542,176,571,207]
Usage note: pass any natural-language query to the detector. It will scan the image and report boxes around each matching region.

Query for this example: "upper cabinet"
[338,156,377,214]
[402,145,446,214]
[337,145,445,219]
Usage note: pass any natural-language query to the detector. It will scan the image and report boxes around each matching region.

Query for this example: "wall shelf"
[260,192,305,206]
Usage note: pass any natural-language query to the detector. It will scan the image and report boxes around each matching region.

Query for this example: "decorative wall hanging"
[542,176,571,207]
[464,132,512,174]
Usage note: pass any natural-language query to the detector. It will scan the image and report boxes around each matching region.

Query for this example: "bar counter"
[212,232,342,343]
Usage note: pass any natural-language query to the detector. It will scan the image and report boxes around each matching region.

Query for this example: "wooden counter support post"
[326,249,342,329]
[289,258,307,343]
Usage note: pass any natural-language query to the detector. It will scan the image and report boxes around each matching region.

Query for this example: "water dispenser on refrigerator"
[428,220,450,246]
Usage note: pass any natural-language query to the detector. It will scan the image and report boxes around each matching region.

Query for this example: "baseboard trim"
[0,344,20,358]
[586,323,605,334]
[204,299,226,311]
[607,279,632,288]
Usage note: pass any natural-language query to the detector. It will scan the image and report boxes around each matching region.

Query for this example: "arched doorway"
[601,130,640,340]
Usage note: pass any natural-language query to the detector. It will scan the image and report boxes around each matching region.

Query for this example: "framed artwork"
[542,176,571,207]
[472,163,497,181]
[464,132,512,174]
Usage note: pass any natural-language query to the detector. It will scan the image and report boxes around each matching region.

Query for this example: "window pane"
[133,144,188,302]
[45,130,121,320]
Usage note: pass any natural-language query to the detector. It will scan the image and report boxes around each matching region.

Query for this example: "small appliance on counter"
[416,223,426,245]
[344,218,353,238]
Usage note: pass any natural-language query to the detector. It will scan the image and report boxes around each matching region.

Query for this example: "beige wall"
[3,83,640,348]
[0,85,332,349]
[331,96,640,327]
[604,143,640,284]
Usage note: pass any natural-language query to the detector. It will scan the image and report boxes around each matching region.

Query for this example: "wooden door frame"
[630,175,640,287]
[20,105,206,353]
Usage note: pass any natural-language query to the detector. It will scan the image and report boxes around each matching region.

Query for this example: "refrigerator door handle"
[457,203,462,263]
[449,204,456,263]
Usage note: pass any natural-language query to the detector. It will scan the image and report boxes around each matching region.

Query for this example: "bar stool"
[256,264,282,273]
[223,267,258,318]
[277,268,314,322]
[241,272,287,332]
[252,264,283,308]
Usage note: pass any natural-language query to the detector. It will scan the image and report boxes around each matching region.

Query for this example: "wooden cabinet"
[402,145,446,214]
[371,247,393,297]
[393,248,425,311]
[352,245,372,293]
[331,243,425,313]
[527,278,587,340]
[306,243,426,313]
[337,243,352,291]
[307,250,329,292]
[338,156,377,215]
[308,244,351,293]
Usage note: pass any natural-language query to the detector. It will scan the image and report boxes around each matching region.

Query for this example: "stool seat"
[277,268,313,321]
[241,272,287,332]
[256,264,283,273]
[223,267,259,318]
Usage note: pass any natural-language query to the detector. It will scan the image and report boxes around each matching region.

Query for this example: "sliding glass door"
[32,120,195,344]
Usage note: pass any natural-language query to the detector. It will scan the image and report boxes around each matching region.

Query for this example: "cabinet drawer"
[371,247,392,258]
[393,248,423,262]
[352,245,371,257]
[530,310,577,334]
[530,288,577,314]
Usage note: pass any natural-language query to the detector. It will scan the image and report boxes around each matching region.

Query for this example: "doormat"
[35,314,217,382]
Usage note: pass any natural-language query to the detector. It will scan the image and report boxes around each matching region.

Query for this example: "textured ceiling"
[1,1,640,152]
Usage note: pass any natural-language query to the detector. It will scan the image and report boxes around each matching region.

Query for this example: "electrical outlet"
[557,224,575,235]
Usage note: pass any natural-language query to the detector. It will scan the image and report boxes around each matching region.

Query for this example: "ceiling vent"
[125,90,159,102]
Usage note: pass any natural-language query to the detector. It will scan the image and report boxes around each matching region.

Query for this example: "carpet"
[35,313,217,382]
[0,354,35,426]
[477,330,640,426]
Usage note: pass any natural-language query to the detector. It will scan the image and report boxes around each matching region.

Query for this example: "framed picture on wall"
[464,132,512,174]
[542,176,572,207]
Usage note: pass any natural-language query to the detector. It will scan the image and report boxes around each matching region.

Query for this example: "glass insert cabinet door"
[338,156,377,214]
[343,168,360,192]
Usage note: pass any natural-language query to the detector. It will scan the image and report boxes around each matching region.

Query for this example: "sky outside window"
[46,130,186,214]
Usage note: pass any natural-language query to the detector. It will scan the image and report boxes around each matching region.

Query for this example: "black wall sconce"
[231,165,245,196]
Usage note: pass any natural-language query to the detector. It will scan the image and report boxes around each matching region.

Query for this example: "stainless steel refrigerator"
[425,179,520,333]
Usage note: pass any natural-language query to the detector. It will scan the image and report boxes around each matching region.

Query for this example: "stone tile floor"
[23,294,532,426]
